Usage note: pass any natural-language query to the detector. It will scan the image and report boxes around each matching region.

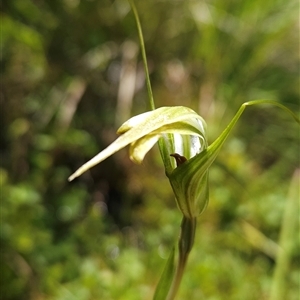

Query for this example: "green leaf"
[153,247,176,300]
[168,154,210,218]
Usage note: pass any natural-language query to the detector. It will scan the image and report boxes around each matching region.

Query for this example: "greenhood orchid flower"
[69,106,209,219]
[69,101,299,221]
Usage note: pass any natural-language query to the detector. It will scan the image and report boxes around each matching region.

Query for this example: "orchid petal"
[129,134,161,164]
[68,106,207,181]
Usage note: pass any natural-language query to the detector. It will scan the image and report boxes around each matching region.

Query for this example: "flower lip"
[170,153,187,167]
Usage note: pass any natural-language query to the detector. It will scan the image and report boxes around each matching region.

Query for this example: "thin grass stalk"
[128,0,155,111]
[270,169,299,300]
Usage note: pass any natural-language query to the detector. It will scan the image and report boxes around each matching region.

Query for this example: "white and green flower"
[69,106,209,218]
[69,101,299,219]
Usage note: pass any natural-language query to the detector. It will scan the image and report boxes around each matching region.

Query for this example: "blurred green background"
[1,0,299,299]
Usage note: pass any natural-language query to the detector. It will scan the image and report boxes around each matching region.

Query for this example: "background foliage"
[1,0,299,299]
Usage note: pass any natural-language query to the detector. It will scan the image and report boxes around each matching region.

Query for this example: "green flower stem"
[167,217,197,300]
[129,0,171,180]
[128,0,176,182]
[128,0,155,111]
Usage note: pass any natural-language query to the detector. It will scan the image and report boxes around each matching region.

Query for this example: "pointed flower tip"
[68,172,78,182]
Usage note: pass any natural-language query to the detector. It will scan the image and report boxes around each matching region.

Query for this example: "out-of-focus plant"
[68,1,299,299]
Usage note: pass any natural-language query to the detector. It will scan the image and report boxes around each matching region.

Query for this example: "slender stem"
[128,0,155,110]
[128,0,171,178]
[167,217,197,300]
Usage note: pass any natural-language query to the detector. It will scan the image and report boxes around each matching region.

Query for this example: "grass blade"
[153,248,176,300]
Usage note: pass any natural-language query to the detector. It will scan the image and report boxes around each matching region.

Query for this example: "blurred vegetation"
[1,0,299,299]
